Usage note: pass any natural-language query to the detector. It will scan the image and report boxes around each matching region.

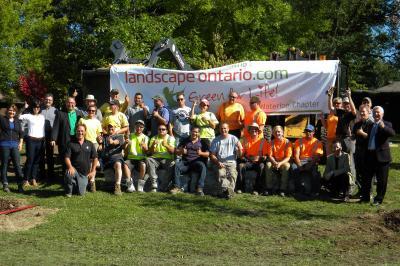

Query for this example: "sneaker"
[114,184,122,195]
[252,191,259,196]
[262,191,270,196]
[236,189,242,194]
[3,185,10,193]
[195,188,204,196]
[150,188,157,193]
[89,181,96,193]
[126,179,135,193]
[170,187,183,194]
[372,199,381,207]
[137,179,145,192]
[30,179,38,187]
[65,193,72,198]
[279,192,286,197]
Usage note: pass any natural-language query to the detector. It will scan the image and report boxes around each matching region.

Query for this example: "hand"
[378,121,385,128]
[327,87,334,96]
[197,148,201,155]
[275,162,282,169]
[345,88,351,97]
[201,116,209,123]
[125,94,129,104]
[87,171,96,181]
[218,162,225,169]
[152,110,159,118]
[162,138,168,147]
[50,141,56,147]
[67,167,76,176]
[356,128,365,136]
[97,135,103,143]
[139,102,145,108]
[108,137,113,145]
[18,143,23,151]
[192,100,198,107]
[140,139,147,149]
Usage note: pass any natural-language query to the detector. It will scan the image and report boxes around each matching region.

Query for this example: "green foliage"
[0,0,398,102]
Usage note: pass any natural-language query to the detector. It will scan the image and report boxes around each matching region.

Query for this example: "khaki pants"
[265,161,291,192]
[217,161,237,193]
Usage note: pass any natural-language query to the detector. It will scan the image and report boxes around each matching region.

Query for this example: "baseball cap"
[200,99,210,106]
[247,122,260,130]
[85,94,97,102]
[362,97,372,104]
[342,97,350,103]
[109,99,120,106]
[152,95,164,102]
[110,88,119,95]
[304,124,315,132]
[135,120,145,126]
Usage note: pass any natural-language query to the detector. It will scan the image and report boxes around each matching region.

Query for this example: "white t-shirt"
[19,114,45,138]
[171,106,191,138]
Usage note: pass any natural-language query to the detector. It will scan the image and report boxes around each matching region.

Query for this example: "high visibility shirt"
[294,137,323,160]
[243,107,267,138]
[127,133,149,160]
[266,137,292,162]
[326,113,338,140]
[217,102,245,130]
[101,112,129,132]
[149,134,176,159]
[192,111,219,140]
[100,101,128,118]
[78,117,102,144]
[241,135,266,158]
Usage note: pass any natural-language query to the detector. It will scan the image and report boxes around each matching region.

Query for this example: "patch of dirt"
[383,210,400,232]
[0,197,58,232]
[0,198,21,212]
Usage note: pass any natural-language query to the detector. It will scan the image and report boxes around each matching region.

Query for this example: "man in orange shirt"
[238,123,266,194]
[216,91,245,139]
[264,126,292,197]
[243,96,267,139]
[292,124,323,196]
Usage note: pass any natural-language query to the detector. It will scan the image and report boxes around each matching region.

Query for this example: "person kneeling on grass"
[64,124,98,197]
[125,120,149,192]
[323,140,351,202]
[98,122,133,195]
[170,126,209,196]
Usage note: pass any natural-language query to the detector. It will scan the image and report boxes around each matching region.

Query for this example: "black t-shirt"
[102,134,125,162]
[335,109,356,138]
[179,137,209,163]
[353,120,373,148]
[65,139,97,175]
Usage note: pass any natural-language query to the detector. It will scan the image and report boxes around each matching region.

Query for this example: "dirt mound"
[383,209,400,232]
[0,198,21,212]
[0,197,58,232]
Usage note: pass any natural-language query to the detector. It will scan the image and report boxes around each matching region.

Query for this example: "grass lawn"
[1,148,400,265]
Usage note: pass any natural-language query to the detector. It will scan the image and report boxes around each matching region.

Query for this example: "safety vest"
[298,138,320,160]
[242,137,266,157]
[151,135,175,159]
[127,133,149,160]
[270,138,291,158]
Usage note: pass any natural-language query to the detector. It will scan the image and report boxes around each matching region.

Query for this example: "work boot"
[137,179,145,192]
[169,186,183,194]
[195,187,204,196]
[30,179,38,187]
[126,178,135,193]
[114,183,122,196]
[89,181,96,193]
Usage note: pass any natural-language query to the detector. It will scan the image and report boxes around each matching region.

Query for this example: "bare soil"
[0,197,58,232]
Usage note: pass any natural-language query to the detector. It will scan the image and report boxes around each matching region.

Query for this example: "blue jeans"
[174,160,207,190]
[0,146,24,185]
[25,137,44,181]
[64,169,88,196]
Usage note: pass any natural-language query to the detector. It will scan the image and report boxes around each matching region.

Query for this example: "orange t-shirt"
[294,137,323,160]
[243,107,267,138]
[217,102,245,130]
[241,135,266,158]
[326,114,338,140]
[266,138,292,161]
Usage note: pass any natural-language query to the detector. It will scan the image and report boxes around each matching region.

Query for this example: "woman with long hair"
[0,104,24,192]
[19,100,45,187]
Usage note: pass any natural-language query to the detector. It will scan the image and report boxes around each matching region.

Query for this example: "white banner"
[110,60,339,115]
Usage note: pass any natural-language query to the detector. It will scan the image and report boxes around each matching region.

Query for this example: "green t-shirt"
[193,112,218,140]
[149,135,176,159]
[68,111,77,136]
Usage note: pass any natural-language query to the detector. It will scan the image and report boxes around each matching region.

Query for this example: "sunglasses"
[177,98,185,101]
[88,110,96,113]
[158,128,167,131]
[229,96,237,99]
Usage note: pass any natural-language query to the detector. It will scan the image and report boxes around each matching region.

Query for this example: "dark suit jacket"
[52,109,84,153]
[370,120,395,163]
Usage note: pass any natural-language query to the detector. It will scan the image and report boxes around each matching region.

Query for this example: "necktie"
[368,123,378,150]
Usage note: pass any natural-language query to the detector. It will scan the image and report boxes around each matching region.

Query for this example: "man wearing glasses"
[170,92,191,146]
[146,124,176,192]
[216,91,245,139]
[150,95,170,137]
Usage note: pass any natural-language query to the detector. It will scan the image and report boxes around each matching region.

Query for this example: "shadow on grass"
[22,186,65,198]
[137,193,343,221]
[390,162,400,170]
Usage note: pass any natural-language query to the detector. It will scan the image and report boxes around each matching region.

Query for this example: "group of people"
[0,87,395,205]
